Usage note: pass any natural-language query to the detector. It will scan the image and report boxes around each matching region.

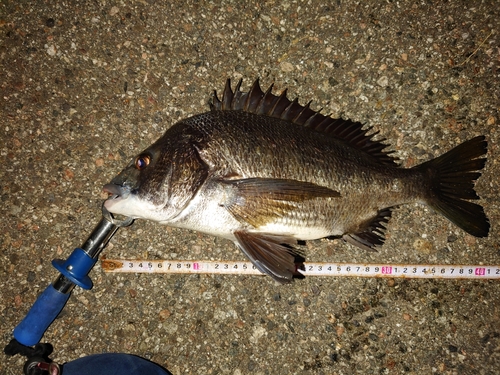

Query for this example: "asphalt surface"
[1,1,499,374]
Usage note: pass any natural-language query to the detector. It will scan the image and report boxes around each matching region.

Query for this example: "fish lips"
[102,183,135,216]
[103,183,132,201]
[102,184,130,196]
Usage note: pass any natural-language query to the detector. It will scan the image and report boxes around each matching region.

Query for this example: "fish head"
[103,143,175,222]
[103,123,209,223]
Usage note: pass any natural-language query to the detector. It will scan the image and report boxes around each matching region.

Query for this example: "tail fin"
[417,136,489,237]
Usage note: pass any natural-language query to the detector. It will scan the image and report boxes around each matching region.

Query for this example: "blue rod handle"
[10,211,132,348]
[13,284,71,347]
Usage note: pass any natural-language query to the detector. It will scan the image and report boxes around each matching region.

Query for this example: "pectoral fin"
[221,178,340,228]
[234,230,305,283]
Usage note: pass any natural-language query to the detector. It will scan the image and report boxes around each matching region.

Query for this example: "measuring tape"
[101,259,500,279]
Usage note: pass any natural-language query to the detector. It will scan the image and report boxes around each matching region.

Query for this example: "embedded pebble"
[280,61,294,72]
[413,238,434,254]
[377,76,389,87]
[46,45,56,56]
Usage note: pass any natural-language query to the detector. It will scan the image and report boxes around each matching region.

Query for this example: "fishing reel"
[23,357,60,375]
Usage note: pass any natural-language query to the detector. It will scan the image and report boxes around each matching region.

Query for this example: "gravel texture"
[1,1,499,374]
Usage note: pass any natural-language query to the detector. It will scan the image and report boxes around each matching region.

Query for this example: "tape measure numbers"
[101,259,500,279]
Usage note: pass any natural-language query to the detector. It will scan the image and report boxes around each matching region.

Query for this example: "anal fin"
[343,208,393,252]
[234,230,305,284]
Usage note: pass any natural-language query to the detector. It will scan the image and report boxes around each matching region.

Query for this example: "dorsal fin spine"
[231,79,243,110]
[222,79,234,110]
[243,80,254,111]
[209,90,220,110]
[282,98,299,122]
[293,101,313,124]
[210,79,398,166]
[245,79,265,112]
[303,111,323,129]
[257,84,275,115]
[271,90,290,118]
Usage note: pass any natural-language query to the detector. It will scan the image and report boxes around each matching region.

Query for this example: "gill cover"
[105,123,209,220]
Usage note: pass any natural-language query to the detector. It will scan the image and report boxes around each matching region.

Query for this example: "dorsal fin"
[210,79,398,166]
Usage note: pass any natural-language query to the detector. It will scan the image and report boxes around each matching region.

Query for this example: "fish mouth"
[103,183,131,201]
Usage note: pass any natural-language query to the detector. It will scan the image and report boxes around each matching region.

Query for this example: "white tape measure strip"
[102,259,500,279]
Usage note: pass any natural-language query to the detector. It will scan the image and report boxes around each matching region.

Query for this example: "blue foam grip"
[13,284,71,346]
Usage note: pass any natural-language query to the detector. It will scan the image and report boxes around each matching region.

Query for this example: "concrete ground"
[1,1,499,374]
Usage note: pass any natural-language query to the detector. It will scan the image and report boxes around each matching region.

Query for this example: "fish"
[103,79,490,283]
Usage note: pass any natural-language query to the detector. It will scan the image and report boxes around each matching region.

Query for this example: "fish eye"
[134,154,151,170]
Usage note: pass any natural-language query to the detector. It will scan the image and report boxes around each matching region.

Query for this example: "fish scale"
[191,110,413,229]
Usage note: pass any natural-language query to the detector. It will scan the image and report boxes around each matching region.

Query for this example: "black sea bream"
[104,79,489,283]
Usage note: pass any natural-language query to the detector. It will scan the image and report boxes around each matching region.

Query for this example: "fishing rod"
[4,205,133,374]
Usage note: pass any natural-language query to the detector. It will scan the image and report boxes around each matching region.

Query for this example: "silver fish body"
[104,80,489,283]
